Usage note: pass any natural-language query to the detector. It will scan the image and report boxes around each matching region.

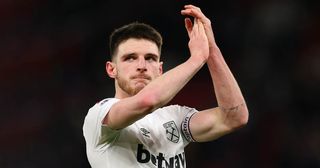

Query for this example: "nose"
[137,57,147,72]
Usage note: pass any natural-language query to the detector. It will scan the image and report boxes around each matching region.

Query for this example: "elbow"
[229,104,249,130]
[236,105,249,128]
[238,111,249,127]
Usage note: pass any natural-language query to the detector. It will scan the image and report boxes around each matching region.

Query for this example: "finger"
[183,5,201,15]
[182,6,209,25]
[182,8,205,21]
[184,4,203,15]
[197,19,206,35]
[181,6,205,21]
[184,4,201,12]
[184,18,193,37]
[183,5,217,47]
[193,18,198,31]
[181,9,192,16]
[183,5,214,39]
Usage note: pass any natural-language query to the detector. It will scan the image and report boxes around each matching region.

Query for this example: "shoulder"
[89,98,119,110]
[160,104,198,113]
[97,98,119,106]
[84,98,119,131]
[85,98,119,119]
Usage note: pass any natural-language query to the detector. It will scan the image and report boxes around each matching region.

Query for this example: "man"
[83,4,248,168]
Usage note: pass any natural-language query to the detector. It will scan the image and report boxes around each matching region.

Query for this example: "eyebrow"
[120,53,137,60]
[145,53,160,60]
[120,53,160,60]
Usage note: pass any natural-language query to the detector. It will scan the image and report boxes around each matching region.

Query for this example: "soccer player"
[83,4,248,168]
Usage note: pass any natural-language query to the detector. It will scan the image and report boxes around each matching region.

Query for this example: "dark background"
[1,0,319,167]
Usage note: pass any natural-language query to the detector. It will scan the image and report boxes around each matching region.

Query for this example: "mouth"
[131,74,151,80]
[131,75,151,86]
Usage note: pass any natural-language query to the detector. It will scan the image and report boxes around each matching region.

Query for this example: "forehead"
[115,38,160,58]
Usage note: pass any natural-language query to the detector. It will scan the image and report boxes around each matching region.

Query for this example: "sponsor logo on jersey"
[163,121,180,143]
[137,144,186,168]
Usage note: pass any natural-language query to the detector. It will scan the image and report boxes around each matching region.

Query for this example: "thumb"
[184,17,193,38]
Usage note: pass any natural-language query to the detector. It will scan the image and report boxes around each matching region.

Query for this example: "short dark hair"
[109,22,163,60]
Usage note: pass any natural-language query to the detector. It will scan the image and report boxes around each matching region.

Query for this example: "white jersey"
[83,98,198,168]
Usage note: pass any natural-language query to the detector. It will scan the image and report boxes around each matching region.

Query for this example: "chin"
[132,84,146,95]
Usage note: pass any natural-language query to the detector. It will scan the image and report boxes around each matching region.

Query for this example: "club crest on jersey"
[163,121,180,143]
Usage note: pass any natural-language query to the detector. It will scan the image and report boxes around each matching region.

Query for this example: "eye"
[124,56,135,62]
[145,55,157,62]
[146,57,155,61]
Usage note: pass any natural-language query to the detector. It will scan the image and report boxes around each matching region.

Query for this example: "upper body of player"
[83,4,248,168]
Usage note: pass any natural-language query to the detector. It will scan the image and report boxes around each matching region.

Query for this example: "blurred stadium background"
[0,0,319,167]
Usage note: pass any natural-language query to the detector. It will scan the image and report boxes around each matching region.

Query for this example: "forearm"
[208,48,244,106]
[207,47,248,126]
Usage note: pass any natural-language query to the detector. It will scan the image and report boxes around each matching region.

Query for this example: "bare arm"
[181,5,249,142]
[105,19,209,130]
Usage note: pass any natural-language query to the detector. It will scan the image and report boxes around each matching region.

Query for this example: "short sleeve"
[180,106,198,142]
[83,98,120,148]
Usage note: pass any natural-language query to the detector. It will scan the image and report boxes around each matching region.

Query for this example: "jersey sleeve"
[83,98,120,148]
[180,106,198,142]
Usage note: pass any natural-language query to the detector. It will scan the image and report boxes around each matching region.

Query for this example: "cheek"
[117,64,131,73]
[117,66,134,79]
[150,64,162,76]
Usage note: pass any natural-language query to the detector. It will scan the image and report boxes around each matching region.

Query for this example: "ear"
[106,61,117,78]
[159,61,163,75]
